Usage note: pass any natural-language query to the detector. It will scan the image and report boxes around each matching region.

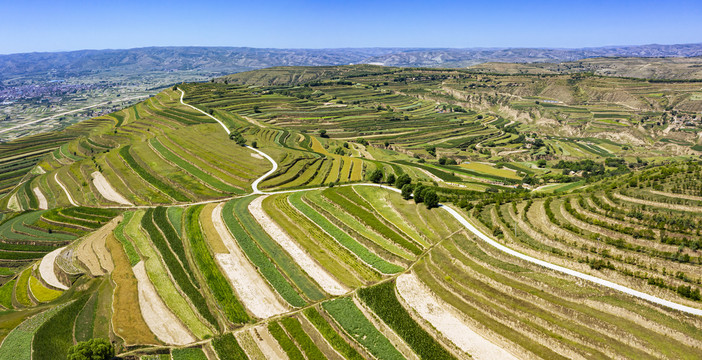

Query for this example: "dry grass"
[106,230,160,346]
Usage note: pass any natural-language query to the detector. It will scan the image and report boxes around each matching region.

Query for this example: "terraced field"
[0,65,701,359]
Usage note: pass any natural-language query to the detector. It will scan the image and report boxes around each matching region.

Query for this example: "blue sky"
[1,0,701,54]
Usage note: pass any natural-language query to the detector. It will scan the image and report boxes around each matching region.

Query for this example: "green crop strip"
[231,196,326,302]
[268,321,305,360]
[119,145,190,202]
[113,212,140,266]
[141,208,217,327]
[33,294,90,360]
[0,301,72,360]
[289,191,403,274]
[150,138,243,194]
[184,205,249,324]
[211,333,249,360]
[359,281,455,359]
[303,307,365,360]
[323,188,422,255]
[280,316,326,359]
[220,198,307,307]
[322,297,405,360]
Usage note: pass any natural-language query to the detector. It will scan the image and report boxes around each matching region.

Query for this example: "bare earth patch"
[212,203,290,318]
[132,261,195,345]
[38,247,69,290]
[250,153,264,160]
[251,325,289,360]
[396,272,518,360]
[249,195,347,296]
[91,171,133,206]
[33,187,48,210]
[75,216,120,276]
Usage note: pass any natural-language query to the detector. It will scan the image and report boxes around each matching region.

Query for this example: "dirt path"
[54,173,78,206]
[251,326,289,360]
[91,171,133,206]
[132,261,196,345]
[396,272,518,360]
[33,187,48,210]
[211,203,290,318]
[248,196,348,296]
[38,247,69,290]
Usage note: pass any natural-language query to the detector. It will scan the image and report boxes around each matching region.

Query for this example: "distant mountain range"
[2,43,702,81]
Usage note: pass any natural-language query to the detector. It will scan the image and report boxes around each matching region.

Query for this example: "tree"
[253,105,261,113]
[438,157,447,165]
[413,185,425,203]
[425,146,436,157]
[401,184,413,200]
[67,339,114,360]
[386,173,396,185]
[395,173,411,189]
[319,129,327,138]
[424,190,439,209]
[369,169,383,183]
[251,141,258,148]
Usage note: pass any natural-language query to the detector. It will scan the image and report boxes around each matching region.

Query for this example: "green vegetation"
[280,316,326,359]
[289,191,403,274]
[303,307,365,360]
[171,347,208,360]
[220,198,308,307]
[3,64,702,359]
[67,338,114,360]
[322,297,405,360]
[359,281,454,359]
[211,333,249,360]
[29,276,63,302]
[119,145,190,202]
[268,321,305,360]
[33,294,90,360]
[184,205,249,323]
[0,302,72,360]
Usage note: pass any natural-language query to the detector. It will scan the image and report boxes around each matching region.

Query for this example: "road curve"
[179,88,702,317]
[178,88,230,134]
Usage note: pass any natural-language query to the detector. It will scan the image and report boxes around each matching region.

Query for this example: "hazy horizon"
[2,0,701,54]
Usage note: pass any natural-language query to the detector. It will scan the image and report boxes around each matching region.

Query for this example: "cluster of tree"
[229,130,246,146]
[68,339,114,360]
[438,157,457,165]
